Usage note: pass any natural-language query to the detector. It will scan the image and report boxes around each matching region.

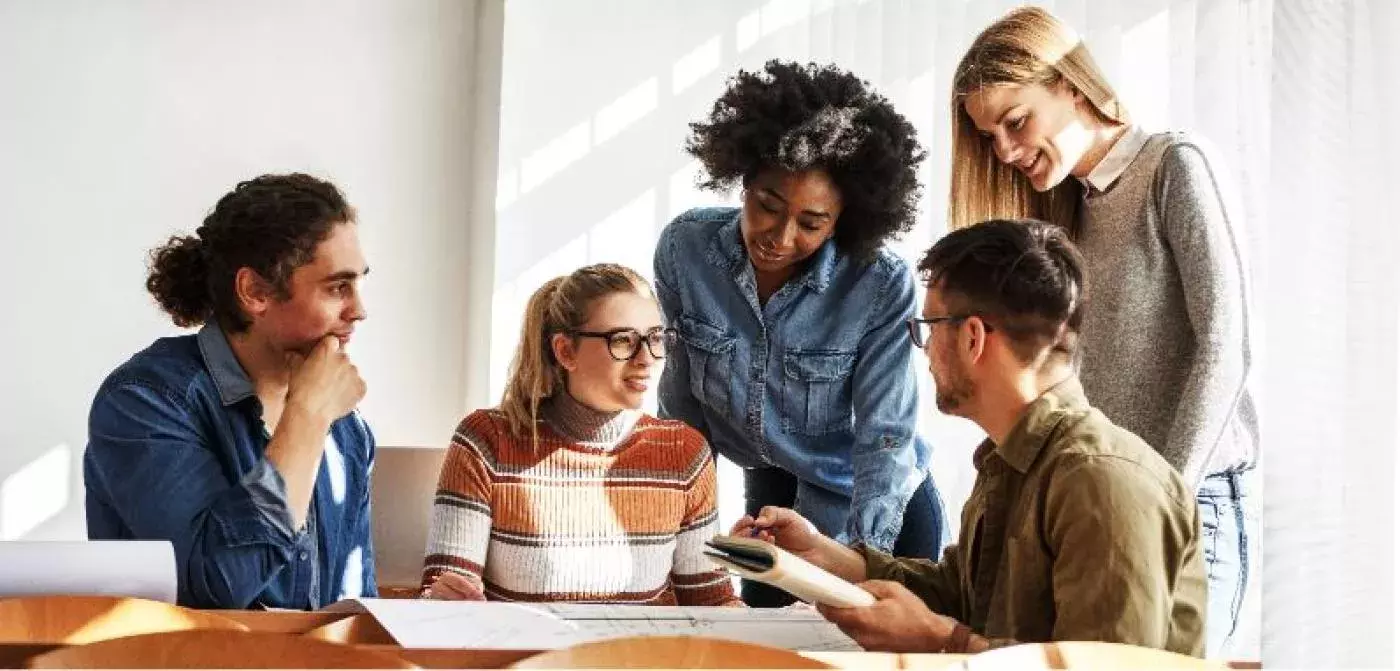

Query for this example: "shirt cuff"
[240,458,303,541]
[846,518,899,553]
[851,542,901,581]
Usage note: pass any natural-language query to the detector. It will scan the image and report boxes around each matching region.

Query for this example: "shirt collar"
[1078,125,1150,193]
[706,208,838,294]
[196,322,257,406]
[974,376,1091,474]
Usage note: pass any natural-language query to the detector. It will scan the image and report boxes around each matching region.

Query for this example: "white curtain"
[491,0,1400,665]
[1262,1,1400,667]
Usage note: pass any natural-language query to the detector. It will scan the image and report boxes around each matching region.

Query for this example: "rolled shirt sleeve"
[85,382,303,608]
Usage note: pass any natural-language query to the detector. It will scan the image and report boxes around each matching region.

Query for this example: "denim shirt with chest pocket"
[654,207,932,550]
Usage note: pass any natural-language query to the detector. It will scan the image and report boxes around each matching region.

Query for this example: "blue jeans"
[1198,469,1253,656]
[740,467,948,607]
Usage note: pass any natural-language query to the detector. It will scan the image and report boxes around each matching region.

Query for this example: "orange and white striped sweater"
[421,393,738,606]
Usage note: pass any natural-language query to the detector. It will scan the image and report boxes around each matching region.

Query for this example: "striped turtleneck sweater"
[421,393,738,606]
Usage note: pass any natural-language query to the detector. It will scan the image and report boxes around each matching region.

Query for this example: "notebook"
[704,535,875,608]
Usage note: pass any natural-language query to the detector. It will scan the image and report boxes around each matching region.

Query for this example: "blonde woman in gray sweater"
[943,6,1257,658]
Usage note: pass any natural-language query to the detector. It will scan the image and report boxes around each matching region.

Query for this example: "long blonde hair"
[499,263,653,443]
[949,6,1130,237]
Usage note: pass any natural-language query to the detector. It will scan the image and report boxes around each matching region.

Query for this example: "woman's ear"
[551,333,578,372]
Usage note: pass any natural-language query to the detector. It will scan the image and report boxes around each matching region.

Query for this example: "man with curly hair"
[85,174,376,609]
[654,60,948,606]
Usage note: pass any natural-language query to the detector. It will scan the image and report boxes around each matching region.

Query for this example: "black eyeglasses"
[570,327,678,361]
[906,315,988,348]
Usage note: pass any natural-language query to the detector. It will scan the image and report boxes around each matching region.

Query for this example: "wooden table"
[0,610,1262,669]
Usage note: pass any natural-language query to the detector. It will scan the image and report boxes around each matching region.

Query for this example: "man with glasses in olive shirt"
[734,219,1206,656]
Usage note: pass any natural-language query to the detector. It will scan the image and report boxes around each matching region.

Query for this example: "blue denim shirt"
[654,207,932,551]
[84,324,377,609]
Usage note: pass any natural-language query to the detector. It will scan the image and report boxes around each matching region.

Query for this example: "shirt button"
[299,551,309,561]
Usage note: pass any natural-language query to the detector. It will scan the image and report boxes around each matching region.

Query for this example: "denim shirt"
[654,207,931,551]
[84,324,377,609]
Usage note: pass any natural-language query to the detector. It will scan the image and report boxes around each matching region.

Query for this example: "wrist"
[941,621,973,654]
[284,397,334,429]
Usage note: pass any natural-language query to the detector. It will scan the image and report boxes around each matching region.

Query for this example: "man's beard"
[934,365,974,414]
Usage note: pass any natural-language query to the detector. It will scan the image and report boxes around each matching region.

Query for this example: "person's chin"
[1030,166,1070,192]
[748,249,795,273]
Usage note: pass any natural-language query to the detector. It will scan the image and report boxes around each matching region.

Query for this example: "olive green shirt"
[863,378,1206,656]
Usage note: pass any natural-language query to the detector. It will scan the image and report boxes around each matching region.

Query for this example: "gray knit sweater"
[1075,130,1258,488]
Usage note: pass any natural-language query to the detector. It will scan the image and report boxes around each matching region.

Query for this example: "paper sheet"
[0,540,177,603]
[539,604,863,652]
[326,598,584,649]
[327,599,861,651]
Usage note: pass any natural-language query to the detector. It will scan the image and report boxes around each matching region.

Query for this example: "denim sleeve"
[241,459,298,537]
[844,263,926,551]
[653,221,709,436]
[86,382,302,608]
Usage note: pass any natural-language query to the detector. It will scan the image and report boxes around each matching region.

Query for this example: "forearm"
[263,402,332,528]
[1169,351,1246,488]
[805,534,869,583]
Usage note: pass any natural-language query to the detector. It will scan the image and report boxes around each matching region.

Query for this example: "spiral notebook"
[704,535,876,608]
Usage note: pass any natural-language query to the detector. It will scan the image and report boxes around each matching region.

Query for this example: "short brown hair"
[918,218,1084,363]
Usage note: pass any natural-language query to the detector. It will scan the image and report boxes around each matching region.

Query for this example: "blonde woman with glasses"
[946,6,1257,657]
[420,264,739,607]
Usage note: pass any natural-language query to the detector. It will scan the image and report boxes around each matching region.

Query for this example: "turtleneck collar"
[542,390,641,450]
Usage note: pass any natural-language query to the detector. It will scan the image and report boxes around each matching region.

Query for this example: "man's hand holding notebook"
[709,506,879,608]
[704,534,876,607]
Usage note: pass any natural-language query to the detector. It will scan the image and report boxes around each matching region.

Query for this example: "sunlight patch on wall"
[496,167,519,211]
[519,121,591,195]
[672,36,721,95]
[736,10,762,52]
[1,444,71,540]
[587,189,658,281]
[760,0,813,38]
[594,78,659,146]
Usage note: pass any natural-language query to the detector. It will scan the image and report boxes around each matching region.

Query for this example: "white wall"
[0,0,498,541]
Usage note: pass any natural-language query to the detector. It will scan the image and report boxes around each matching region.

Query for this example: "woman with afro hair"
[654,60,948,607]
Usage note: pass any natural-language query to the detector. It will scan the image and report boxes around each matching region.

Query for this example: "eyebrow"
[595,323,666,331]
[994,105,1020,125]
[322,267,369,284]
[758,188,832,219]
